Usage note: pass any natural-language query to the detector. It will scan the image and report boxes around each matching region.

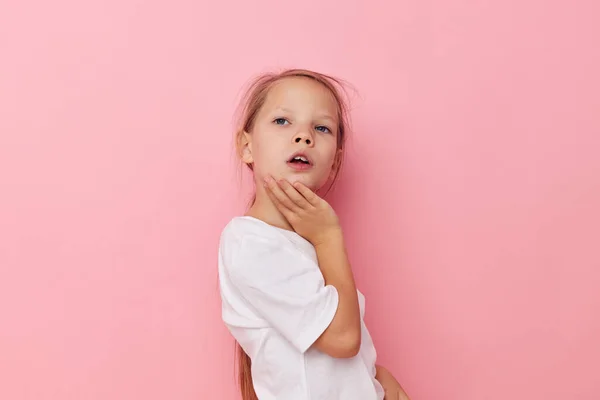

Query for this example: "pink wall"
[1,0,599,399]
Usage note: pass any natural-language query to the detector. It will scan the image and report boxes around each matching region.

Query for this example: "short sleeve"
[225,233,339,353]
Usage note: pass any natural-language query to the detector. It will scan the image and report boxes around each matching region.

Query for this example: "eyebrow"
[316,114,337,123]
[274,107,337,123]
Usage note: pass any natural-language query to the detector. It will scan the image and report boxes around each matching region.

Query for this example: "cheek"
[251,131,282,168]
[321,147,338,170]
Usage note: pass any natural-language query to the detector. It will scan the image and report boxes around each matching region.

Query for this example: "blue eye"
[315,125,331,134]
[273,118,289,125]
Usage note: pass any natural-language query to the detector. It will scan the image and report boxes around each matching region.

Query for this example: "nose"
[292,129,314,147]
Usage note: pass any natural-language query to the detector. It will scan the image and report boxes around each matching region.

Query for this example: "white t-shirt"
[218,216,385,400]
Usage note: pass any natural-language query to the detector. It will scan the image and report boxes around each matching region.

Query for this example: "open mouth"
[287,153,313,170]
[288,155,311,165]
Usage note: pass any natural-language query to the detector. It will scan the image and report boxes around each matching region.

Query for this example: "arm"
[312,230,361,358]
[376,365,411,400]
[263,177,361,358]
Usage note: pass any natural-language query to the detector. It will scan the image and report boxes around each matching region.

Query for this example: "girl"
[218,69,410,400]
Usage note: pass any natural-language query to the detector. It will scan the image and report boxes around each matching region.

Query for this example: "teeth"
[293,156,308,162]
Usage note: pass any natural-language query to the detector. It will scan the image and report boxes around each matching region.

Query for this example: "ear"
[238,131,254,165]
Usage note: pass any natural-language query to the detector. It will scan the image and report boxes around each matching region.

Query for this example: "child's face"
[243,77,339,191]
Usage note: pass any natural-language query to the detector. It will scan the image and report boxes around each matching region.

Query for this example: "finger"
[292,181,320,206]
[278,179,313,210]
[264,181,295,220]
[264,176,300,213]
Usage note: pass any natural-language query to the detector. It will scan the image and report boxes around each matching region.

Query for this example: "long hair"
[232,68,353,400]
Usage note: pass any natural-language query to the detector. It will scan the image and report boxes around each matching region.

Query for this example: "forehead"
[262,77,338,117]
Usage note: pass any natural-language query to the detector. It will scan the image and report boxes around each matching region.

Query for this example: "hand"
[376,365,411,400]
[263,175,341,246]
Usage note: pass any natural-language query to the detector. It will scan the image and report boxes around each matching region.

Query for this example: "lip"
[286,151,314,171]
[287,151,313,165]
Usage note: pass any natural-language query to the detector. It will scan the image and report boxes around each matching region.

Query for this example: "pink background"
[1,0,599,399]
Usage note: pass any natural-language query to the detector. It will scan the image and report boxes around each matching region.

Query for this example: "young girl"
[218,69,410,400]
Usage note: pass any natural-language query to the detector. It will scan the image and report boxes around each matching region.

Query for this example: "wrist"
[313,227,344,248]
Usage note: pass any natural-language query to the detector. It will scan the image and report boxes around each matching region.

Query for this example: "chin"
[286,174,326,191]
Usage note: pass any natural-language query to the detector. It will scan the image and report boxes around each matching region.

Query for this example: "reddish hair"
[233,68,353,400]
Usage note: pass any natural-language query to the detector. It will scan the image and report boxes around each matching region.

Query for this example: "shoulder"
[219,216,292,266]
[220,216,285,245]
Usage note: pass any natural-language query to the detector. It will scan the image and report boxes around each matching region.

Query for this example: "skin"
[239,76,411,399]
[376,365,411,400]
[239,76,340,231]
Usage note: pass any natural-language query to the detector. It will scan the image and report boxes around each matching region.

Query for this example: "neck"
[245,184,294,232]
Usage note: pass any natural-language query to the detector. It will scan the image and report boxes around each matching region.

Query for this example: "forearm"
[314,230,361,348]
[376,365,411,400]
[376,364,393,381]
